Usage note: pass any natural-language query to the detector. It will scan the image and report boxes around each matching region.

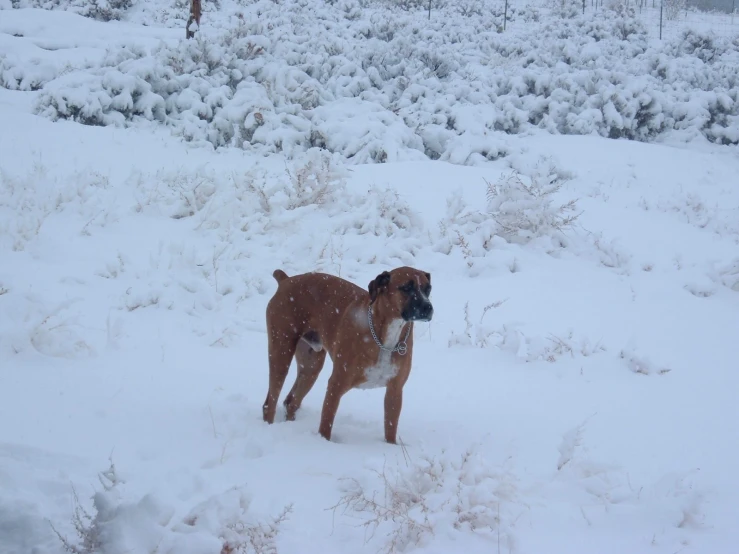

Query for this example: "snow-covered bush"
[547,0,582,19]
[334,185,424,237]
[49,457,121,553]
[433,187,499,266]
[388,0,427,12]
[0,166,113,251]
[485,168,580,245]
[447,300,508,348]
[333,446,521,553]
[710,258,739,292]
[584,232,633,274]
[448,302,606,361]
[280,147,349,209]
[668,27,724,63]
[51,458,293,554]
[37,70,167,126]
[664,0,686,21]
[486,3,537,32]
[456,0,483,17]
[36,26,270,140]
[9,0,134,21]
[310,99,427,163]
[0,55,60,91]
[431,157,580,267]
[620,348,672,375]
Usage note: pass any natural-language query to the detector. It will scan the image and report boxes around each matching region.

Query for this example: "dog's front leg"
[384,382,403,444]
[318,375,348,441]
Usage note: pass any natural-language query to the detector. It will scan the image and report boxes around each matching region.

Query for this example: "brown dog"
[262,266,434,443]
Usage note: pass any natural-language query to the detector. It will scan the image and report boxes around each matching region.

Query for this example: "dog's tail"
[273,269,289,283]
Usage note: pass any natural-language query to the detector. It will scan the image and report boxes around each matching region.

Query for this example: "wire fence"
[610,0,738,40]
[495,0,739,40]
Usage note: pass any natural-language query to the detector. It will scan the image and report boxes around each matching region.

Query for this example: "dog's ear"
[425,272,431,283]
[368,271,391,304]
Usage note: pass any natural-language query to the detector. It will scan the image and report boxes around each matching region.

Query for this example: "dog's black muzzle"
[402,300,434,322]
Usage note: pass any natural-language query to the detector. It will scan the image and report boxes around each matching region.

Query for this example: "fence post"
[659,0,663,39]
[186,0,201,39]
[428,0,431,20]
[504,0,508,31]
[582,0,585,13]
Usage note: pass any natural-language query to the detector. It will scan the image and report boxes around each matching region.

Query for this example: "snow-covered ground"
[1,1,739,553]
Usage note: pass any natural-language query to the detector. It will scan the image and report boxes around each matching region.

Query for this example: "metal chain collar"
[367,304,412,356]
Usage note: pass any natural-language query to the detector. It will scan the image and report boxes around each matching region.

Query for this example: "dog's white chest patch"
[358,359,398,389]
[357,319,404,390]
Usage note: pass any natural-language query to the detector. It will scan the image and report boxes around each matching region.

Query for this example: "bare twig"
[208,405,219,438]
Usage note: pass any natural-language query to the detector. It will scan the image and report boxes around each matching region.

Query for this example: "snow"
[1,1,739,553]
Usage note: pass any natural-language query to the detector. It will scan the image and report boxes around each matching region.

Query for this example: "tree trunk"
[186,0,201,39]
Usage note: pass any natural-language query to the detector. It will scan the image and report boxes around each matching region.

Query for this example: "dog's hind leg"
[262,328,299,425]
[284,338,327,421]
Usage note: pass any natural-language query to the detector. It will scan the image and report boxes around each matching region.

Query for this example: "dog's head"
[368,266,434,322]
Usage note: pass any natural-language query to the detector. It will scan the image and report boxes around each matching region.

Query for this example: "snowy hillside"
[1,1,739,553]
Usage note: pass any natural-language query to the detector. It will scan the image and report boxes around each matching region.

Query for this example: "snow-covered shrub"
[585,232,633,274]
[432,187,500,267]
[333,446,521,553]
[51,459,293,554]
[310,99,427,163]
[516,3,542,23]
[182,489,292,554]
[668,28,724,63]
[431,158,579,266]
[389,0,426,11]
[280,147,349,209]
[620,348,672,375]
[487,3,530,32]
[158,167,220,220]
[334,185,423,237]
[36,70,167,126]
[664,0,686,21]
[338,0,363,20]
[35,25,271,138]
[235,148,350,213]
[0,55,60,91]
[9,0,134,20]
[417,47,458,80]
[709,258,739,292]
[0,290,98,358]
[642,187,739,238]
[87,0,134,21]
[448,302,606,361]
[553,0,582,18]
[50,457,121,554]
[485,169,580,245]
[447,300,508,348]
[603,2,647,42]
[0,166,114,250]
[457,0,483,17]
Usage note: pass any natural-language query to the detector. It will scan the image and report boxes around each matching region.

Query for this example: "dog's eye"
[399,281,414,293]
